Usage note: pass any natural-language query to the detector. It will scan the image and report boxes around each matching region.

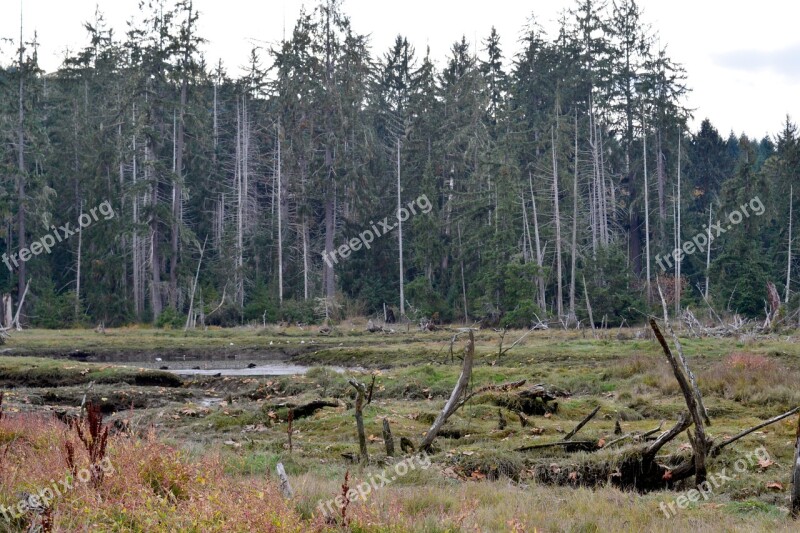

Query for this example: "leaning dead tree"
[421,330,529,451]
[419,331,475,451]
[649,316,711,486]
[530,311,798,492]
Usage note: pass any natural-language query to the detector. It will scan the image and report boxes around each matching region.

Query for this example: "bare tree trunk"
[13,279,29,331]
[675,133,682,316]
[458,223,468,323]
[704,203,713,300]
[397,139,405,317]
[657,128,666,243]
[131,105,142,320]
[147,137,162,320]
[530,173,545,310]
[552,125,563,318]
[583,275,595,336]
[302,217,310,300]
[349,379,368,463]
[521,196,532,264]
[75,204,82,318]
[170,54,189,309]
[787,186,793,303]
[324,194,335,299]
[185,236,207,331]
[569,112,579,324]
[420,330,474,451]
[16,13,26,314]
[277,125,283,305]
[642,109,651,301]
[382,418,395,457]
[235,100,244,308]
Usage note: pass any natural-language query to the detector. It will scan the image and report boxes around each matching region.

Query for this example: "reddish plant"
[64,439,77,476]
[287,408,294,453]
[72,403,109,486]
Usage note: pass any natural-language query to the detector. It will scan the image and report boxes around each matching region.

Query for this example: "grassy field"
[1,325,799,531]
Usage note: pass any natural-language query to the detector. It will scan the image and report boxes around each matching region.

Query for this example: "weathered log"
[269,400,340,420]
[564,405,600,441]
[382,418,395,457]
[455,379,527,411]
[516,440,598,453]
[348,380,368,463]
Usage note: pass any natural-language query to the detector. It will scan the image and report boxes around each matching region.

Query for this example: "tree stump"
[382,418,395,457]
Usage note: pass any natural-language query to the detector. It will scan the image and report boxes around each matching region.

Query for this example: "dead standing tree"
[348,379,368,463]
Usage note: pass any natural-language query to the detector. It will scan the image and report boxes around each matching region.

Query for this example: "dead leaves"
[757,458,775,470]
[766,481,783,491]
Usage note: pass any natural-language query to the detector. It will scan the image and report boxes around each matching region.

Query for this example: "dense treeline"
[0,0,797,328]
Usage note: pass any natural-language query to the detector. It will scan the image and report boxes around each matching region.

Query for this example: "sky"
[1,0,799,138]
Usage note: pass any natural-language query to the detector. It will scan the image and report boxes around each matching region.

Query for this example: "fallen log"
[269,400,341,420]
[516,440,598,453]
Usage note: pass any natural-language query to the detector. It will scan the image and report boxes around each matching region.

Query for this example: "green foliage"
[155,307,185,329]
[581,246,645,327]
[31,280,77,328]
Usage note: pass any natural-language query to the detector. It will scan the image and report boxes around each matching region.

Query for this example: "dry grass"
[0,413,303,532]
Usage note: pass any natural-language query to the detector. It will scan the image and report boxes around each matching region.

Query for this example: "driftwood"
[564,406,600,441]
[420,330,475,451]
[348,380,368,463]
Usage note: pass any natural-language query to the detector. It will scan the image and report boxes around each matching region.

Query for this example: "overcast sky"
[2,0,799,138]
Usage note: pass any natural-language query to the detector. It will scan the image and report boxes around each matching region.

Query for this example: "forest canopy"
[0,0,796,328]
